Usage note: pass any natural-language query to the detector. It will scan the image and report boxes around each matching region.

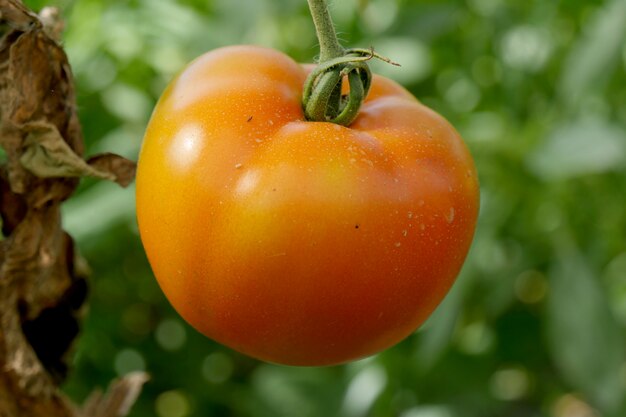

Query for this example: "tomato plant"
[136,1,479,366]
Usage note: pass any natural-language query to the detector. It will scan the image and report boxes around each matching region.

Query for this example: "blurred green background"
[22,0,626,416]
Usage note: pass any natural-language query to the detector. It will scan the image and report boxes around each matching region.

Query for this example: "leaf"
[20,121,135,187]
[546,251,625,414]
[38,7,64,42]
[527,120,626,181]
[0,0,40,33]
[249,365,343,417]
[414,273,466,369]
[87,154,136,188]
[81,371,149,417]
[558,0,626,106]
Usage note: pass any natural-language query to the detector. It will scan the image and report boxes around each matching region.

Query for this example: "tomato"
[136,45,479,366]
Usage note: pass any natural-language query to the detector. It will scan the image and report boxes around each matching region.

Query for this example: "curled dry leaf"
[38,7,65,42]
[87,154,138,188]
[0,1,142,416]
[1,0,135,191]
[81,372,150,417]
[20,121,136,187]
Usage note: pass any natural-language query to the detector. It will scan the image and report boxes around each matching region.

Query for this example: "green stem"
[303,0,370,126]
[303,1,398,126]
[306,0,344,61]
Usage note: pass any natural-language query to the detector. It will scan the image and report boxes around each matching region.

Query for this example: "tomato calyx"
[303,1,399,126]
[302,52,371,126]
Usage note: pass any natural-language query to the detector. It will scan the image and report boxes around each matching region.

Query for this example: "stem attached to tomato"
[303,0,398,126]
[306,0,343,61]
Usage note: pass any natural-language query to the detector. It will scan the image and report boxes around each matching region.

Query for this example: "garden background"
[22,0,626,416]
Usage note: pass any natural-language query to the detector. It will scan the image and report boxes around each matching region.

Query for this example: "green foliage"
[22,0,626,416]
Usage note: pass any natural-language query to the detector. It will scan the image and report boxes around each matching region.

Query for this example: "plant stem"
[306,0,344,62]
[303,0,386,126]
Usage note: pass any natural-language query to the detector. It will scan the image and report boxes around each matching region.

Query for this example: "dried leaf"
[0,169,26,234]
[0,0,40,33]
[38,7,64,43]
[8,29,78,144]
[0,1,139,415]
[19,121,119,183]
[81,372,149,417]
[87,154,137,188]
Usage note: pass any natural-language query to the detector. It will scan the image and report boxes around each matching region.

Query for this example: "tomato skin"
[136,45,479,366]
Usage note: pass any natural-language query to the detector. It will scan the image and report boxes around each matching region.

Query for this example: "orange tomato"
[136,45,479,366]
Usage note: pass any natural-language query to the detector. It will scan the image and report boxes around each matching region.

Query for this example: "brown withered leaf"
[0,0,40,33]
[87,154,137,188]
[7,28,80,151]
[19,121,136,187]
[1,1,142,416]
[38,7,64,42]
[81,372,149,417]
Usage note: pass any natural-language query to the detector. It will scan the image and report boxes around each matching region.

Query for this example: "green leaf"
[546,251,625,414]
[415,274,466,369]
[527,120,626,180]
[558,0,626,106]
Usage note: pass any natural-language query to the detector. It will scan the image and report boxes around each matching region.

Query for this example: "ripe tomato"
[136,45,479,366]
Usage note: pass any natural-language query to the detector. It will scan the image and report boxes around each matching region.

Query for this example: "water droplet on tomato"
[446,207,455,224]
